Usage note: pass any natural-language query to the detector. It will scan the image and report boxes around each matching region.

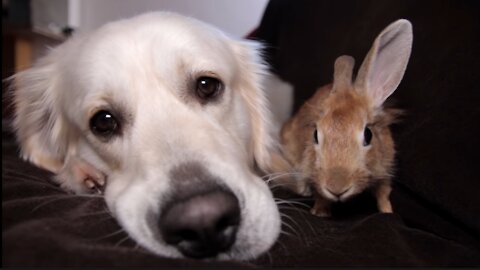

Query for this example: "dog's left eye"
[196,76,223,101]
[90,110,119,138]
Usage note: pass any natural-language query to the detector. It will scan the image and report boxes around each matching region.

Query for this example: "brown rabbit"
[278,19,413,217]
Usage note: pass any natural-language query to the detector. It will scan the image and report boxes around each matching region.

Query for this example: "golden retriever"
[11,12,281,260]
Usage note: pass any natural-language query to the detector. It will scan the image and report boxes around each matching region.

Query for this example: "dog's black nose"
[159,189,240,259]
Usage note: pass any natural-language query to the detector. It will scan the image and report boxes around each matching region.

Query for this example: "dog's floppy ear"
[231,40,278,172]
[11,47,69,173]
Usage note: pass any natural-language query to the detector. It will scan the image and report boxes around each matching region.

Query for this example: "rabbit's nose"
[325,186,352,199]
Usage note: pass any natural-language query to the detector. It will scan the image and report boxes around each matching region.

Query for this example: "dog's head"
[11,12,281,260]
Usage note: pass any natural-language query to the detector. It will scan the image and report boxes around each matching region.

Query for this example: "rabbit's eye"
[363,127,373,146]
[314,129,319,144]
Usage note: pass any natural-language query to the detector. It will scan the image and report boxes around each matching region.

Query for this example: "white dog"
[11,12,281,260]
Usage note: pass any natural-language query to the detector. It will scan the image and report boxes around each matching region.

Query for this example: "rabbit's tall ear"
[11,48,68,173]
[231,40,277,172]
[332,55,355,91]
[354,19,413,107]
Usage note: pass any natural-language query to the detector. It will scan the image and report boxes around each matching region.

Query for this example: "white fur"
[12,12,281,260]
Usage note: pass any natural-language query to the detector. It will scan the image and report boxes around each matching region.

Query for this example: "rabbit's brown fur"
[281,80,396,216]
[276,20,413,216]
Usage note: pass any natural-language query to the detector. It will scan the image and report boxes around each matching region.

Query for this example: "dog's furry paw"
[55,158,106,194]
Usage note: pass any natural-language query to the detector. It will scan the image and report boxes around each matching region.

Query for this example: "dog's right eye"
[196,76,223,102]
[90,110,119,138]
[314,129,319,144]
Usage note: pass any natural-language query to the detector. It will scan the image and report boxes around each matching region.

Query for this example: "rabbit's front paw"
[375,183,393,213]
[311,196,331,217]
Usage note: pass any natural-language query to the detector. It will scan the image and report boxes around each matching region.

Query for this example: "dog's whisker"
[277,205,304,211]
[275,195,308,200]
[266,175,307,190]
[266,177,296,186]
[276,202,311,212]
[275,239,289,254]
[268,182,300,190]
[90,228,126,241]
[262,171,302,180]
[280,211,304,238]
[103,205,114,216]
[280,214,316,246]
[114,235,132,247]
[73,210,112,218]
[278,205,312,219]
[88,204,116,223]
[268,183,286,189]
[287,208,318,237]
[73,193,104,199]
[275,196,310,205]
[133,243,141,251]
[77,215,117,230]
[280,212,302,234]
[280,222,300,238]
[262,172,300,181]
[275,198,311,209]
[262,248,274,266]
[30,195,79,212]
[264,172,304,184]
[96,215,118,224]
[272,171,304,178]
[277,201,318,237]
[79,213,118,226]
[279,228,297,239]
[3,169,54,183]
[30,194,109,227]
[284,196,313,202]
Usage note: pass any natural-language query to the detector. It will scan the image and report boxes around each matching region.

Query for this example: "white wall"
[73,0,268,37]
[31,0,70,36]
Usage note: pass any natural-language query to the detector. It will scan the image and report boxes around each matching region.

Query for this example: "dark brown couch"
[3,0,479,267]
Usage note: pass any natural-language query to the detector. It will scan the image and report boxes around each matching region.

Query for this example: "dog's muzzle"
[158,162,241,259]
